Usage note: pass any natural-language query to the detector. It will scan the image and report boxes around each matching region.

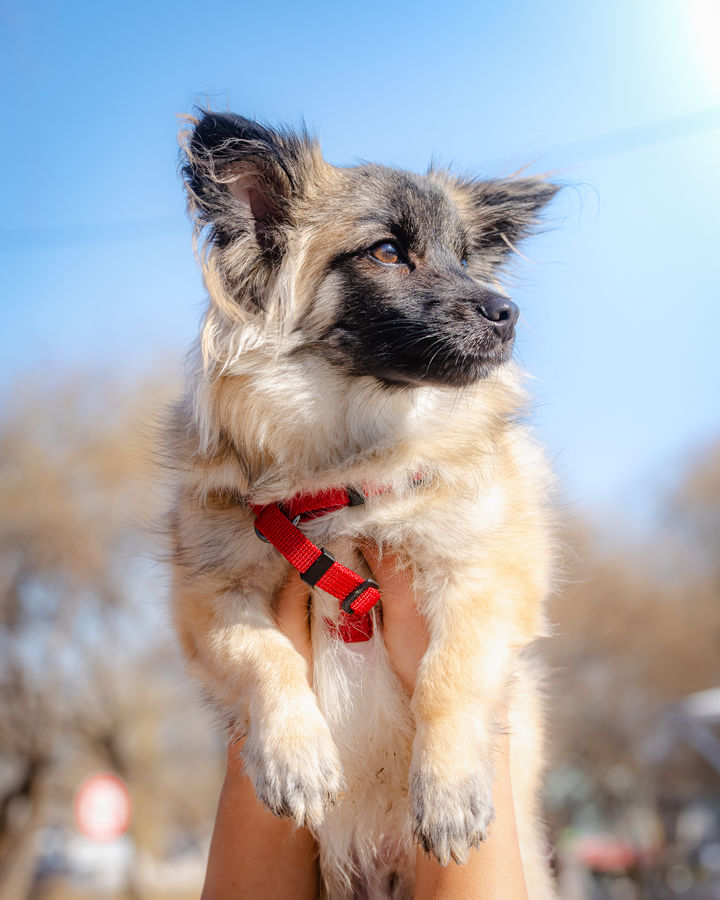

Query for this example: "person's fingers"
[362,544,428,694]
[273,569,313,669]
[362,544,416,625]
[272,548,429,693]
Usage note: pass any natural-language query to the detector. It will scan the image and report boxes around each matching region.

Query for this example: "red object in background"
[573,834,638,872]
[74,773,131,842]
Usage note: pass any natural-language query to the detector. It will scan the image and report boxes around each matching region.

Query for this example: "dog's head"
[182,112,558,389]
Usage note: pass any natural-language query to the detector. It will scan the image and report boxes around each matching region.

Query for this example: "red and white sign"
[74,773,131,842]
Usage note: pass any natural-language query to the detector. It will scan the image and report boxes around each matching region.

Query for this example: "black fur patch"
[319,257,517,386]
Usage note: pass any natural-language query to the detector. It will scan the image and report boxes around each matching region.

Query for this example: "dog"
[167,111,559,899]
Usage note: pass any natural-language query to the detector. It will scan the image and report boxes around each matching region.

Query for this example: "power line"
[543,105,720,168]
[0,214,185,252]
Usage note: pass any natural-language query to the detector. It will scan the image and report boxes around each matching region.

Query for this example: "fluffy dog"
[168,111,559,899]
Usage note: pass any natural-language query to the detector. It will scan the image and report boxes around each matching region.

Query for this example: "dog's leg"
[173,578,343,829]
[408,574,530,866]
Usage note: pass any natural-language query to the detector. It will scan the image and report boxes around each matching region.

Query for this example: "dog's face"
[183,113,557,389]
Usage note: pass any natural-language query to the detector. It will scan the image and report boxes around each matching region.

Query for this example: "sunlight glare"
[688,0,720,93]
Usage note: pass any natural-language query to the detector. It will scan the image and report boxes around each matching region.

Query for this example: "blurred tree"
[670,440,720,586]
[0,377,222,900]
[546,439,720,833]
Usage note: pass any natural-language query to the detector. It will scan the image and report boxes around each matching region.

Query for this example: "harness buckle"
[341,579,379,614]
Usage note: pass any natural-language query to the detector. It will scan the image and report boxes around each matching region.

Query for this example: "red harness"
[250,481,404,643]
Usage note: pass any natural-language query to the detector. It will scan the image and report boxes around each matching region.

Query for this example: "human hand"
[272,545,428,694]
[360,544,428,693]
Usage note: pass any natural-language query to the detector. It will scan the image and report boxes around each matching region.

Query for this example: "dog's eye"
[461,257,469,269]
[369,241,402,265]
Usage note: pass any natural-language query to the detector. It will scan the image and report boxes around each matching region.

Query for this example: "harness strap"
[251,474,423,644]
[280,483,390,523]
[252,502,379,642]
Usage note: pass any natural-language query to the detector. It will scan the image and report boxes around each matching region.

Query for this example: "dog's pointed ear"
[454,176,560,268]
[182,111,319,255]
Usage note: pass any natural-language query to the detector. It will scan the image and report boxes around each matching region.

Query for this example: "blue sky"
[1,0,719,518]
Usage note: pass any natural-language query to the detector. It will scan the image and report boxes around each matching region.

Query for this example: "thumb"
[362,543,418,628]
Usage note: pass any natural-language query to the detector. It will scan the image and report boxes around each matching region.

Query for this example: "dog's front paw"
[410,763,495,865]
[242,699,343,829]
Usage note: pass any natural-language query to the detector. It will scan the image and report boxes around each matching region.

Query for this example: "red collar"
[250,477,421,643]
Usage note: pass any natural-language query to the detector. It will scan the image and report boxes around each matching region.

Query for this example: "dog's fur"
[167,111,559,899]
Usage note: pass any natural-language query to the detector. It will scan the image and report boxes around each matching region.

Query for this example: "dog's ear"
[455,177,560,268]
[182,111,318,256]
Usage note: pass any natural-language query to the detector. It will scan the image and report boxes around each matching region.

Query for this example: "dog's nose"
[477,291,519,341]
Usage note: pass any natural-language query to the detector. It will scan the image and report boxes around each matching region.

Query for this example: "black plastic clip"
[341,579,379,614]
[346,486,366,507]
[300,548,336,586]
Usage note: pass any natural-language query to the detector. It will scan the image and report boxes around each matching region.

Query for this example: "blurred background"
[1,0,718,897]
